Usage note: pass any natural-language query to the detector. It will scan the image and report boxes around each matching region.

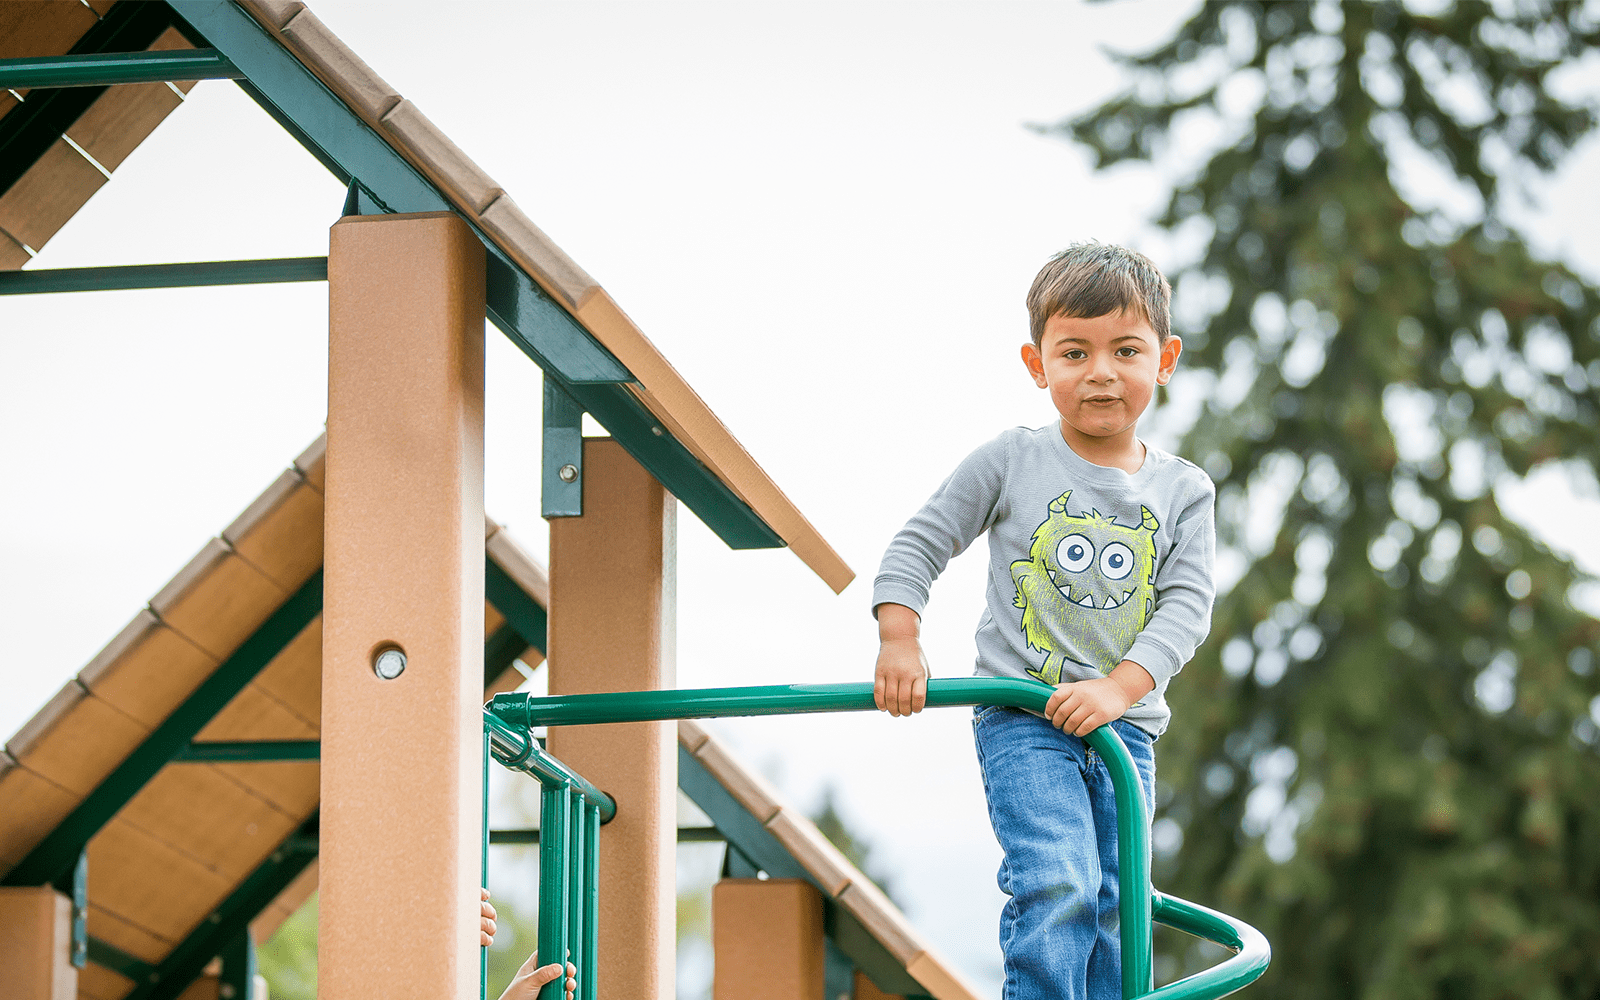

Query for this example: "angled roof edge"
[229,0,853,594]
[678,718,985,1000]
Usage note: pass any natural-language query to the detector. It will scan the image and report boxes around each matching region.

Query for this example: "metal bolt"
[374,647,407,680]
[651,426,664,436]
[558,464,579,483]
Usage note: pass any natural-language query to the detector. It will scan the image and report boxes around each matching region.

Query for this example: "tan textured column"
[0,887,75,1000]
[712,878,824,1000]
[547,438,676,1000]
[320,212,486,1000]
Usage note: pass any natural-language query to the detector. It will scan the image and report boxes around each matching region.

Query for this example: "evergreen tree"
[1041,2,1600,996]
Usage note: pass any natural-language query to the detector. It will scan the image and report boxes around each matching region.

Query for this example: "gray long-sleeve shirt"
[872,425,1216,737]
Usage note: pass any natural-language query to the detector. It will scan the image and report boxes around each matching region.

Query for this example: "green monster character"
[1010,491,1159,685]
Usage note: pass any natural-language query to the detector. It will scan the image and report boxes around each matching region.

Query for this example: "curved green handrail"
[487,677,1269,1000]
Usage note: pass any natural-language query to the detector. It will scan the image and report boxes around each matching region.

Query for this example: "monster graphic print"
[1009,491,1159,685]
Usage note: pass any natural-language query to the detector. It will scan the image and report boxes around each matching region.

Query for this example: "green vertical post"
[537,785,571,1000]
[582,802,600,1000]
[481,726,490,1000]
[218,931,255,1000]
[566,794,585,989]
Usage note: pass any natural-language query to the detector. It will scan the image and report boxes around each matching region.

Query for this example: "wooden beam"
[320,211,485,1000]
[547,439,676,1000]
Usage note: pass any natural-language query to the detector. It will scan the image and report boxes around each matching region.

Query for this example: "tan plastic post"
[320,212,486,1000]
[0,887,75,1000]
[711,878,825,1000]
[547,438,676,1000]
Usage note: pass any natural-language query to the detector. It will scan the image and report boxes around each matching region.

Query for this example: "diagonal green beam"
[1,571,324,891]
[484,560,547,655]
[125,813,319,1000]
[172,740,320,762]
[0,258,327,296]
[167,0,785,552]
[0,48,239,89]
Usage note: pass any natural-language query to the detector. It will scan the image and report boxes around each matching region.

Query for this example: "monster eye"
[1056,534,1094,573]
[1100,542,1135,581]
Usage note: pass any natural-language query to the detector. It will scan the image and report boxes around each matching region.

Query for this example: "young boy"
[872,244,1215,999]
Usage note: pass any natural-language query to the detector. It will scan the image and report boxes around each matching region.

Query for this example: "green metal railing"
[483,677,1270,1000]
[483,712,611,1000]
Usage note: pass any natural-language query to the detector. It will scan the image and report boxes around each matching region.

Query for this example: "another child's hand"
[500,952,577,1000]
[481,887,497,947]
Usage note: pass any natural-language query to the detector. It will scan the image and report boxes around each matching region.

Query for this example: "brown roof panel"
[233,0,854,594]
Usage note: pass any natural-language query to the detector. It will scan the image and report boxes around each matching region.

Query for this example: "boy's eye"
[1064,350,1087,360]
[1116,347,1139,357]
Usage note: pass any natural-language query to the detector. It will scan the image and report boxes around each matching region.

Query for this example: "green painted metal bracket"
[0,48,239,89]
[484,560,547,655]
[167,0,787,552]
[124,813,319,1000]
[542,380,584,518]
[483,711,615,823]
[1,570,324,891]
[172,740,320,762]
[86,936,156,983]
[0,257,327,295]
[0,2,179,201]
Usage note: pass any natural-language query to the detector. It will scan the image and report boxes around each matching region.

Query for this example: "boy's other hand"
[1046,660,1155,736]
[874,603,929,716]
[500,952,577,1000]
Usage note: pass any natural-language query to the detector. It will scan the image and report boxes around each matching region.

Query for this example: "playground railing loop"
[484,676,1271,1000]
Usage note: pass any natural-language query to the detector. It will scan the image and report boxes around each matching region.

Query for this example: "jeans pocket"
[973,704,1005,728]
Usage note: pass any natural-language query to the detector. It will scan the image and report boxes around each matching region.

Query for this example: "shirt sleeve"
[1123,470,1216,687]
[871,436,1009,617]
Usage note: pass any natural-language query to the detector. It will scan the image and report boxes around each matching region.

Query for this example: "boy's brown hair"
[1026,242,1172,345]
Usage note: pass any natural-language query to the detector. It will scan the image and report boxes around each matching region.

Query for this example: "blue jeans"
[973,707,1157,1000]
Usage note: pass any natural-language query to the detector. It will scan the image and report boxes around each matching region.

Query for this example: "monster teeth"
[1104,594,1121,609]
[1075,593,1096,608]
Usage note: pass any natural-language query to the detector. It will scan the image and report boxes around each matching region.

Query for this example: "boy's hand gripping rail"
[487,677,1270,1000]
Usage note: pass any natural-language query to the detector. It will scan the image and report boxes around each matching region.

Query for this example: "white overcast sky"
[2,2,1597,995]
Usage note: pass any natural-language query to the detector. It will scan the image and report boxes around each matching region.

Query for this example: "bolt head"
[374,647,407,680]
[558,463,579,483]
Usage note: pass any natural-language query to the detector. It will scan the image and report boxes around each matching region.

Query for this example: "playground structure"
[0,3,1270,999]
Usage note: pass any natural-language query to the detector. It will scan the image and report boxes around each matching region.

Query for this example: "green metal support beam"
[0,571,325,891]
[86,936,156,983]
[172,740,320,763]
[483,621,530,689]
[167,0,786,551]
[0,48,239,90]
[124,813,319,1000]
[487,826,722,846]
[0,2,180,200]
[0,258,327,296]
[484,560,547,655]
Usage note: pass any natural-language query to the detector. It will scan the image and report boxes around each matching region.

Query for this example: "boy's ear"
[1021,343,1048,387]
[1156,335,1183,386]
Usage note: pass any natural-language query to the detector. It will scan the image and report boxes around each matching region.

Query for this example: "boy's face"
[1021,310,1181,445]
